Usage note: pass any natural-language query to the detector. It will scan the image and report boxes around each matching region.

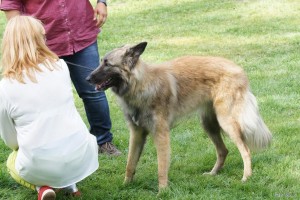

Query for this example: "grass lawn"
[0,0,299,199]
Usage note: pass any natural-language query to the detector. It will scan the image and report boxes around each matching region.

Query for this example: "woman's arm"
[0,93,18,150]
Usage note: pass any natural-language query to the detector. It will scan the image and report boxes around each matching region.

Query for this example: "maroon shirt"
[0,0,100,56]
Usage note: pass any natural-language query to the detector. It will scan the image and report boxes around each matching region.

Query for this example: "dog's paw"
[202,171,217,176]
[123,177,133,185]
[241,176,248,182]
[157,186,170,197]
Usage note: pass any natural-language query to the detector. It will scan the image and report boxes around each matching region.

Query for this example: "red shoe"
[63,187,81,197]
[72,190,81,197]
[38,186,56,200]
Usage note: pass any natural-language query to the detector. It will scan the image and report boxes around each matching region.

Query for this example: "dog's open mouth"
[95,78,113,91]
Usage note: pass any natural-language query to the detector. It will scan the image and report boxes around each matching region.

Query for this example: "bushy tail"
[239,91,272,151]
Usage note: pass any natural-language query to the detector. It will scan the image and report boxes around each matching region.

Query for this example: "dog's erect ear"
[129,42,147,56]
[124,42,147,69]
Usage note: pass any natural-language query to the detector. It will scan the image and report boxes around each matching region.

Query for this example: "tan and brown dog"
[87,42,272,191]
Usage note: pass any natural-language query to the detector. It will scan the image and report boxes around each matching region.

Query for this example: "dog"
[86,42,272,191]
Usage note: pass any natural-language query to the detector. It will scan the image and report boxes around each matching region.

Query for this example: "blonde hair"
[1,15,59,83]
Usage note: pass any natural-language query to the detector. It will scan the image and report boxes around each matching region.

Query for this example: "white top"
[0,59,99,188]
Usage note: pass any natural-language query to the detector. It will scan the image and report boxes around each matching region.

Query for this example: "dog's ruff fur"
[87,42,272,191]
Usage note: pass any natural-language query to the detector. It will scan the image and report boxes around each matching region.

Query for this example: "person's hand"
[93,2,108,28]
[4,10,21,20]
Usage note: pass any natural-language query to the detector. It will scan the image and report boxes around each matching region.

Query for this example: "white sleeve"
[59,59,73,87]
[0,91,18,150]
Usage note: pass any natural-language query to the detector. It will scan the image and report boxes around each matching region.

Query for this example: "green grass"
[1,0,300,199]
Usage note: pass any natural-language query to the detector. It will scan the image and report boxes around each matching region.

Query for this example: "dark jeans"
[61,41,113,145]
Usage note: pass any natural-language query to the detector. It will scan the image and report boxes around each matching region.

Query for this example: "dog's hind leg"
[124,124,148,184]
[201,106,228,176]
[214,103,252,181]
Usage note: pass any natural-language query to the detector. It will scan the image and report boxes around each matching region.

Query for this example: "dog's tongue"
[95,84,102,90]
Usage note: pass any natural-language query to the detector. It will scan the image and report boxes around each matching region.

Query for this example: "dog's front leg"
[124,124,148,184]
[153,120,171,190]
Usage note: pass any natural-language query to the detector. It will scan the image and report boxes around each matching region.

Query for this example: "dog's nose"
[86,75,91,83]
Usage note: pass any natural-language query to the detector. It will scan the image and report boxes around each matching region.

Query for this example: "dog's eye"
[100,58,107,65]
[103,60,115,68]
[103,59,110,66]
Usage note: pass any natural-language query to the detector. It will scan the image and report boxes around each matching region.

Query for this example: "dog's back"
[153,56,248,121]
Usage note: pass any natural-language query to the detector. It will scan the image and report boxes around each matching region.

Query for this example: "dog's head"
[86,42,147,95]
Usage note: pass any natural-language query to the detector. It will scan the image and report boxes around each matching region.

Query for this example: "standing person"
[0,0,121,156]
[0,15,99,200]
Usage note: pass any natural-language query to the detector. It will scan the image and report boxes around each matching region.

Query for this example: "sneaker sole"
[41,189,56,200]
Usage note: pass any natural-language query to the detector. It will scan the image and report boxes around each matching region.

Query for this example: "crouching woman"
[0,16,99,200]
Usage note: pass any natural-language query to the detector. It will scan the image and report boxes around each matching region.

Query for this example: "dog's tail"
[239,91,272,151]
